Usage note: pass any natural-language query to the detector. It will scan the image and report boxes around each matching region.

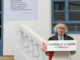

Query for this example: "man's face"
[56,24,66,36]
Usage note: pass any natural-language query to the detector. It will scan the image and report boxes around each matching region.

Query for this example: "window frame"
[0,0,3,56]
[51,0,80,34]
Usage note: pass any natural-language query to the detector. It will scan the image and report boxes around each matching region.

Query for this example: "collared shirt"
[58,36,64,40]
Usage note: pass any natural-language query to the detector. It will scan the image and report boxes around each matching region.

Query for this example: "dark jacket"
[45,33,75,56]
[49,33,73,40]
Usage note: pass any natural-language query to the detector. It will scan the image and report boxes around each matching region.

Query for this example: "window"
[51,0,80,34]
[0,0,3,56]
[0,0,1,40]
[0,14,1,40]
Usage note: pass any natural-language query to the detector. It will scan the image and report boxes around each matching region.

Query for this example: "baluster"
[28,38,34,53]
[17,30,25,49]
[24,35,29,52]
[33,41,40,60]
[39,44,46,60]
[28,38,34,60]
[24,36,34,60]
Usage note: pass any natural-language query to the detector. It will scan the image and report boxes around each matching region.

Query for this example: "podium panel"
[46,40,76,51]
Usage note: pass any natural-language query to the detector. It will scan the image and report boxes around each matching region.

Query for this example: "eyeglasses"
[58,27,66,29]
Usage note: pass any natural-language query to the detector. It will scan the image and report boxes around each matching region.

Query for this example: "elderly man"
[49,23,73,40]
[43,23,74,60]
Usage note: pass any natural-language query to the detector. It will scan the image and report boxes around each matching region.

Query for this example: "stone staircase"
[0,55,14,60]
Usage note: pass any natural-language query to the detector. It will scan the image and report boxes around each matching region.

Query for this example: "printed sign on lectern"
[46,40,76,51]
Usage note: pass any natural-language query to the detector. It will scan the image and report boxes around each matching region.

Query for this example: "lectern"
[46,40,76,60]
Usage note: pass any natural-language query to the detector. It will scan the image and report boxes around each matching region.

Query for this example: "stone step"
[0,55,14,60]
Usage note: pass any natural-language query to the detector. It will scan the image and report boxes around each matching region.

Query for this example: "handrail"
[20,24,47,44]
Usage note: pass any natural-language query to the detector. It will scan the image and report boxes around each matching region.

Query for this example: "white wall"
[3,0,80,60]
[3,0,50,55]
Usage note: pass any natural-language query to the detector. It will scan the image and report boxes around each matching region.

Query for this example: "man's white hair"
[54,23,68,33]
